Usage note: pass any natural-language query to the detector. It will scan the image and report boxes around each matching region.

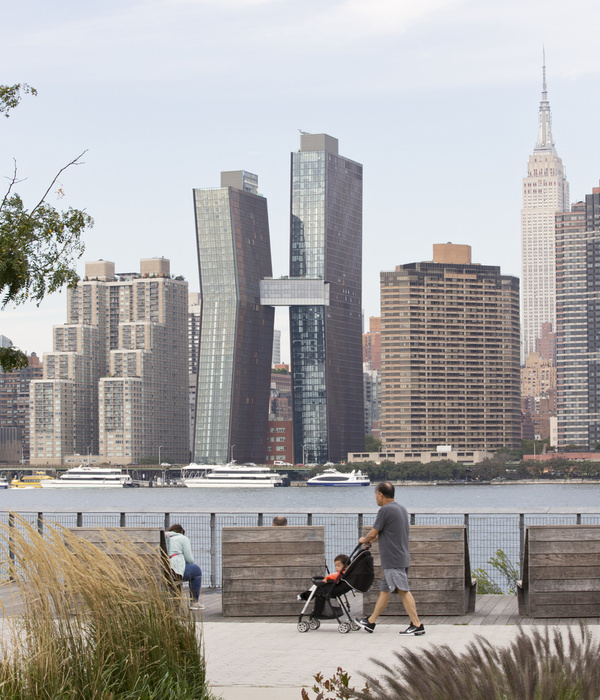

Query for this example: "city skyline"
[3,1,600,361]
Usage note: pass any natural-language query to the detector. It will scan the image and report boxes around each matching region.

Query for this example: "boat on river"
[40,465,133,488]
[181,462,285,488]
[306,468,371,486]
[11,472,55,488]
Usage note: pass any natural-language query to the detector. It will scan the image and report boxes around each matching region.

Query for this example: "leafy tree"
[364,434,381,452]
[0,84,93,372]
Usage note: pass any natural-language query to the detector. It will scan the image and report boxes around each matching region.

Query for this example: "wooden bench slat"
[529,553,600,567]
[531,579,600,593]
[222,541,325,556]
[529,541,600,554]
[223,565,321,580]
[527,526,600,541]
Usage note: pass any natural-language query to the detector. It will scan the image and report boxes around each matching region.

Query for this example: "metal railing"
[2,508,599,592]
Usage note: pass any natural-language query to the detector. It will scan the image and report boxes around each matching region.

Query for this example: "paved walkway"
[198,590,600,700]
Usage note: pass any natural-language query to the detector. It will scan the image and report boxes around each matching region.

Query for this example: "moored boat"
[181,462,285,488]
[306,468,370,486]
[11,472,55,488]
[40,465,133,488]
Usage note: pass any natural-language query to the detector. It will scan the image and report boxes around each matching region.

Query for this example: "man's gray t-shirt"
[372,501,410,569]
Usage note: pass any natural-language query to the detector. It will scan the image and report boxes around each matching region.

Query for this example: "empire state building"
[521,59,569,359]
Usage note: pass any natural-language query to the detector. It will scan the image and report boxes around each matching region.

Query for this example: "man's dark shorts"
[380,567,410,593]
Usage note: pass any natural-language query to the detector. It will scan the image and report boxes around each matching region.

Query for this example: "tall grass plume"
[0,516,213,699]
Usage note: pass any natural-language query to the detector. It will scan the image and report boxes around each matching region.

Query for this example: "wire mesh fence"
[0,509,598,592]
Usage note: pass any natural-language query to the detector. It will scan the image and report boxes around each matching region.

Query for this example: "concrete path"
[204,619,600,700]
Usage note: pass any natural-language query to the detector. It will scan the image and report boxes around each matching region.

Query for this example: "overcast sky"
[2,0,600,363]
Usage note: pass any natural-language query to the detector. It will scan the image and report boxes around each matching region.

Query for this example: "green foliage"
[473,548,519,595]
[0,345,28,372]
[272,367,289,374]
[311,625,600,699]
[364,434,381,452]
[522,438,550,455]
[0,83,37,118]
[471,567,503,595]
[0,192,90,307]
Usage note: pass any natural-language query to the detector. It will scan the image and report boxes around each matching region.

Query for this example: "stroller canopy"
[340,547,374,593]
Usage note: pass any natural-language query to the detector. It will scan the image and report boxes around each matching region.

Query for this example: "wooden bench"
[517,525,600,618]
[221,526,325,616]
[362,525,477,615]
[66,526,170,587]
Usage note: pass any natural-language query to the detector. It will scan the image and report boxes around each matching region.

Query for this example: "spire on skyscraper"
[535,49,555,153]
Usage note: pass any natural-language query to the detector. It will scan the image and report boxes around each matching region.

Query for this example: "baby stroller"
[297,543,374,634]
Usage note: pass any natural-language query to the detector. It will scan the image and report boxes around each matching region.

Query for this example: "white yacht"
[306,468,370,486]
[181,462,285,488]
[40,465,133,488]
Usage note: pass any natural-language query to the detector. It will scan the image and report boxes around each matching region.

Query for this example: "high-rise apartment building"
[556,185,600,448]
[261,134,364,464]
[363,317,381,371]
[380,244,520,452]
[272,329,281,366]
[30,259,189,465]
[193,171,274,464]
[0,353,43,463]
[188,292,201,455]
[521,60,569,358]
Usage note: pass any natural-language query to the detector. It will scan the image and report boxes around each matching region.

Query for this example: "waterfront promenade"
[198,589,600,700]
[1,582,598,699]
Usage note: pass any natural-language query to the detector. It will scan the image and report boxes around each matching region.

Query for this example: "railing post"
[307,513,312,525]
[258,513,263,527]
[8,512,15,580]
[577,513,582,525]
[164,512,170,530]
[120,513,126,528]
[410,513,416,525]
[358,513,363,540]
[210,513,217,588]
[463,513,469,538]
[76,513,83,527]
[37,512,43,535]
[519,513,525,568]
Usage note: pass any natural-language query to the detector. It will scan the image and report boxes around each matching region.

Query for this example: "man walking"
[355,482,425,635]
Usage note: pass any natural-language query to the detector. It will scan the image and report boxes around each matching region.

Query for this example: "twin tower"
[192,134,365,465]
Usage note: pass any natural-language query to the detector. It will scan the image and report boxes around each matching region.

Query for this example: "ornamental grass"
[304,624,600,700]
[0,516,213,699]
[356,624,600,700]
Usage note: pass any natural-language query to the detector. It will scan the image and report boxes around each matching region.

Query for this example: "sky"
[2,0,600,364]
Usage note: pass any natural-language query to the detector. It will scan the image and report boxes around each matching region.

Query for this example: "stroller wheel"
[309,618,320,630]
[350,621,360,631]
[338,622,351,634]
[297,621,310,633]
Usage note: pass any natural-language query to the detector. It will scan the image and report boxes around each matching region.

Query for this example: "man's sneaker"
[354,617,376,633]
[399,623,425,636]
[189,602,205,611]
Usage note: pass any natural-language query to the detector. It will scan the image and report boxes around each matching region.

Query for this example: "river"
[2,481,599,513]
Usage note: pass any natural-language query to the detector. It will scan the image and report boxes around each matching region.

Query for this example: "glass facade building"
[289,134,364,464]
[193,172,274,464]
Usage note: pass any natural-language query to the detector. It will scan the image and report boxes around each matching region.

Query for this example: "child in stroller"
[297,544,374,634]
